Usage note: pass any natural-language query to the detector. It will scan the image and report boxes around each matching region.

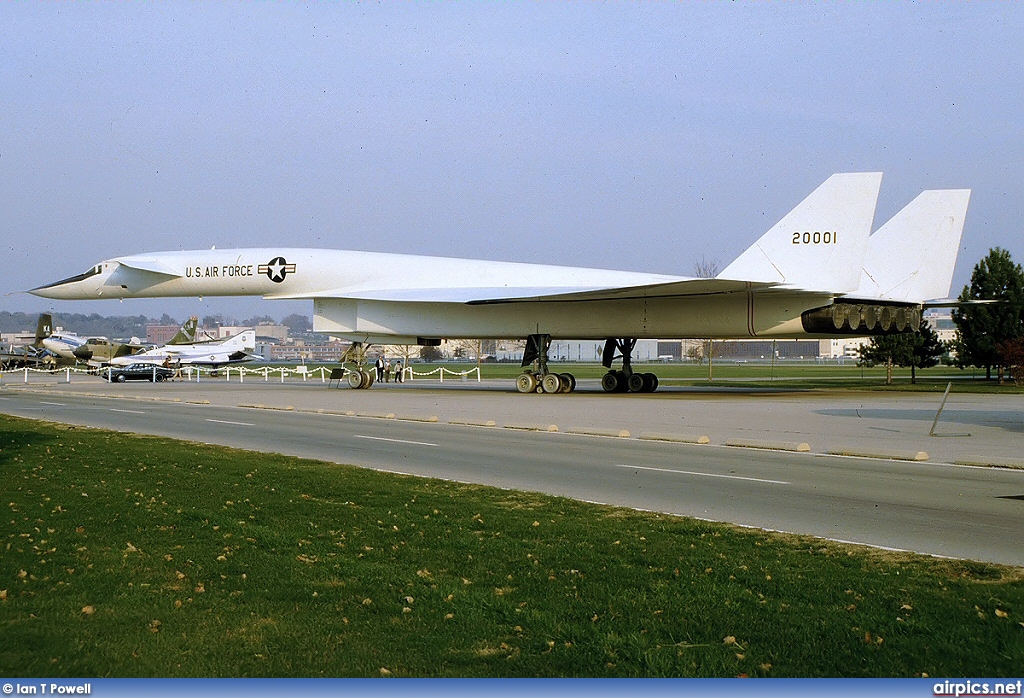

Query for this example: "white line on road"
[616,463,789,485]
[40,401,66,407]
[205,418,256,427]
[110,408,146,415]
[354,435,439,447]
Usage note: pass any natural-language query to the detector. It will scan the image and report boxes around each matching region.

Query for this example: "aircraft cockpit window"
[39,265,104,289]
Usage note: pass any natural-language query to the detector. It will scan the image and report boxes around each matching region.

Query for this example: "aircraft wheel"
[601,371,620,393]
[558,373,576,393]
[361,370,375,388]
[347,371,364,389]
[627,373,647,393]
[115,374,127,383]
[541,373,562,394]
[645,373,659,392]
[516,372,538,394]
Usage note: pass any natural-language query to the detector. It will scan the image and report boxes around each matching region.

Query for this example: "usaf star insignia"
[258,256,296,283]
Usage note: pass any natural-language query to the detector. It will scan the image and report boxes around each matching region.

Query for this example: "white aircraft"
[30,173,970,393]
[108,328,256,368]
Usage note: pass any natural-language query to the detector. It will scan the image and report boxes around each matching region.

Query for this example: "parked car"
[103,363,175,383]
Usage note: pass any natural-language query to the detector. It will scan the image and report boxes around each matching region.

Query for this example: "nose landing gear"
[341,342,375,389]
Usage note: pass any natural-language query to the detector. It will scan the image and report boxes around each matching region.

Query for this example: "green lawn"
[400,360,1023,393]
[1,416,1021,677]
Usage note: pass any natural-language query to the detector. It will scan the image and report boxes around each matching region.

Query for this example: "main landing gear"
[600,338,659,393]
[516,334,577,394]
[342,342,376,389]
[514,334,660,394]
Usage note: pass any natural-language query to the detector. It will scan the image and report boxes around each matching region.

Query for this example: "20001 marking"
[792,231,836,244]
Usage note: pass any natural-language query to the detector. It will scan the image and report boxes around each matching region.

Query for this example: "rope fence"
[0,364,482,384]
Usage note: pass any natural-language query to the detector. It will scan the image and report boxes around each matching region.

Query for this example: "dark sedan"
[103,363,175,383]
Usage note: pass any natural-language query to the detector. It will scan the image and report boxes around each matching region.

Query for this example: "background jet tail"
[34,313,53,347]
[166,316,200,345]
[851,189,971,304]
[717,172,882,293]
[221,330,256,351]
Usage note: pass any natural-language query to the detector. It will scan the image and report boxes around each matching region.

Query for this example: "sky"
[2,3,1022,325]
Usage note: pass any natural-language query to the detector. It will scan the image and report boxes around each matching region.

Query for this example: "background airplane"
[38,314,202,367]
[108,328,256,369]
[30,173,969,393]
[0,314,55,370]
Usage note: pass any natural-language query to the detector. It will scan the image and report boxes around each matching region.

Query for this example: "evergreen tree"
[859,332,914,385]
[859,317,947,385]
[907,318,945,384]
[952,248,1024,381]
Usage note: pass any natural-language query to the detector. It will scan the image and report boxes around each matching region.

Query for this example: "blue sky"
[2,3,1022,322]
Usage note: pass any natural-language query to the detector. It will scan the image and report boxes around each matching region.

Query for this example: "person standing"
[375,355,385,382]
[394,360,404,383]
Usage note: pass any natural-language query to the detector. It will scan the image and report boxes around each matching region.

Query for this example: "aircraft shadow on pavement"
[816,408,1024,434]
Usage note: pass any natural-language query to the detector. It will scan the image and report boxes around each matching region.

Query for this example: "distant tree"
[952,248,1024,381]
[419,345,444,362]
[450,339,485,371]
[242,315,275,327]
[859,333,913,385]
[907,318,946,384]
[158,313,179,326]
[858,318,946,385]
[694,257,720,380]
[998,338,1024,386]
[0,312,40,333]
[281,314,312,333]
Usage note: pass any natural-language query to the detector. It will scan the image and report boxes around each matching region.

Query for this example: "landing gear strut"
[516,334,576,394]
[341,342,375,389]
[601,338,659,393]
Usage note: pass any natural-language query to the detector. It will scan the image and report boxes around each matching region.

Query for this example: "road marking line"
[615,463,789,485]
[110,408,146,415]
[205,418,255,426]
[40,401,66,406]
[354,435,438,447]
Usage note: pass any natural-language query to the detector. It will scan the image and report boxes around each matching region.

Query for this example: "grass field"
[402,360,1024,393]
[1,415,1021,677]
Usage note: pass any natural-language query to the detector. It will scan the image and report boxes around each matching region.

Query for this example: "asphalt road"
[2,383,1023,566]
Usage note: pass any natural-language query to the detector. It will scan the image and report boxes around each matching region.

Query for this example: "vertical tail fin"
[853,189,971,303]
[221,330,256,350]
[166,316,199,345]
[718,172,882,292]
[34,313,53,346]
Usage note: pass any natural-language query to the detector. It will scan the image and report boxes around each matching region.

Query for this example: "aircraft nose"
[73,346,93,360]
